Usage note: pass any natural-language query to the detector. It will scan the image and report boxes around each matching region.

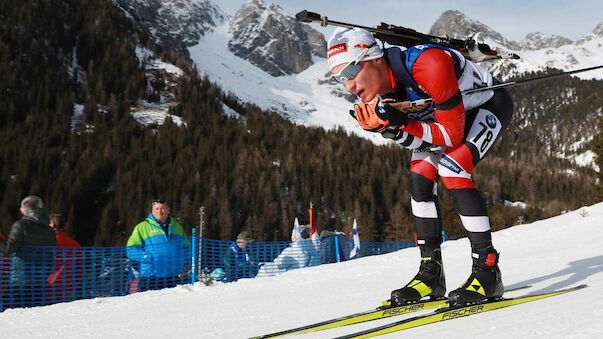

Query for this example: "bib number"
[466,109,502,159]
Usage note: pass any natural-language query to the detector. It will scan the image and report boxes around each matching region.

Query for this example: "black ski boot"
[390,248,446,306]
[448,246,504,307]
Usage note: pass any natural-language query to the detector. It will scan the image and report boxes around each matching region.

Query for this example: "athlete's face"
[331,58,392,103]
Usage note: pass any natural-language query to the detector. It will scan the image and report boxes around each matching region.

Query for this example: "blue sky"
[219,0,603,42]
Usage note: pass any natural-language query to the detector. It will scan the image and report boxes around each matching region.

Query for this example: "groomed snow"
[2,203,603,338]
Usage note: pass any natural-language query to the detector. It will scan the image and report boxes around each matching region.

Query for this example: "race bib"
[466,109,502,159]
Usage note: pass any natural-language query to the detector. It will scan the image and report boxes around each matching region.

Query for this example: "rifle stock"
[295,10,519,62]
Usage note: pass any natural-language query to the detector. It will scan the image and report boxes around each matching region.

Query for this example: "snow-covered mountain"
[228,0,326,76]
[119,0,603,166]
[430,10,521,50]
[3,202,603,338]
[188,19,380,141]
[519,32,573,50]
[187,0,386,144]
[577,22,603,44]
[115,0,227,48]
[430,10,603,80]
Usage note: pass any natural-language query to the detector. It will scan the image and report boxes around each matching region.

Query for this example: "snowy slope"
[485,35,603,80]
[188,20,393,145]
[515,23,603,79]
[2,203,603,338]
[519,41,603,79]
[187,5,603,148]
[428,10,603,80]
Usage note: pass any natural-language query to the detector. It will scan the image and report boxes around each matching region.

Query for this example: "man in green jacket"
[126,199,190,292]
[0,196,56,310]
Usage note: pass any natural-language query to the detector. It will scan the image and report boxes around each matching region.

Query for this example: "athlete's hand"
[351,100,389,132]
[350,98,409,132]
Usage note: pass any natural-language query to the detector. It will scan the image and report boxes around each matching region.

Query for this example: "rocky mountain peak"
[576,22,603,45]
[116,0,227,49]
[576,21,603,44]
[429,10,520,50]
[519,32,573,50]
[228,0,326,77]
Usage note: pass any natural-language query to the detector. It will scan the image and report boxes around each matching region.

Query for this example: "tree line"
[0,0,600,246]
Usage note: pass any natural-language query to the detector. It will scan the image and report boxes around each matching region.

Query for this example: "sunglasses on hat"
[331,43,377,84]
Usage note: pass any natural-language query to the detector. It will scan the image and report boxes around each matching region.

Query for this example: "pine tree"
[592,115,603,200]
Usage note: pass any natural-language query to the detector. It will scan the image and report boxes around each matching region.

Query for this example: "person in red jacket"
[47,214,81,303]
[0,233,8,311]
[327,28,513,307]
[50,214,80,247]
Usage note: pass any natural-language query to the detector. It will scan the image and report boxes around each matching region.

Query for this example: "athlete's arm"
[402,48,465,147]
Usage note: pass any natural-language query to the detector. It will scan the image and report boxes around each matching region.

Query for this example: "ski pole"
[394,64,603,109]
[464,64,603,94]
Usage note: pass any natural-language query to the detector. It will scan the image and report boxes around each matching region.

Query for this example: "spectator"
[0,233,8,311]
[49,214,80,247]
[0,196,56,310]
[126,199,190,292]
[319,230,347,264]
[47,214,81,303]
[319,230,336,264]
[223,231,258,282]
[256,225,319,277]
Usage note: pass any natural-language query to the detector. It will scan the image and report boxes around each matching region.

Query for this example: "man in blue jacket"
[126,199,190,291]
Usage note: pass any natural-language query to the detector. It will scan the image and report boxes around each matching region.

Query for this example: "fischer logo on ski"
[335,284,587,339]
[250,285,531,338]
[440,304,485,319]
[380,303,427,316]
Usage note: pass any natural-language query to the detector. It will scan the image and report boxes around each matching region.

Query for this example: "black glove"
[349,100,409,131]
[380,127,404,140]
[375,101,409,130]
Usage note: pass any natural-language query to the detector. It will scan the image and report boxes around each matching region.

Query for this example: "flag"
[292,217,302,242]
[309,203,320,250]
[47,265,64,285]
[349,219,361,259]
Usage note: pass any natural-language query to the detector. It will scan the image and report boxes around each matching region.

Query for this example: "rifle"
[296,10,603,108]
[295,10,519,62]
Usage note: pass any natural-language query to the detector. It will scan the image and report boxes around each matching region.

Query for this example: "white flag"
[292,217,302,242]
[309,204,320,251]
[349,219,361,259]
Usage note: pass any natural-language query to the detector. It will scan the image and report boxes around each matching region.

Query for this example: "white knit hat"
[327,27,383,71]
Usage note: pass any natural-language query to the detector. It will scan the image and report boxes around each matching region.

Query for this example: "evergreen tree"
[592,115,603,200]
[0,0,599,245]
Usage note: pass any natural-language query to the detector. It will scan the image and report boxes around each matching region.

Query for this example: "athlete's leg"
[438,88,513,305]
